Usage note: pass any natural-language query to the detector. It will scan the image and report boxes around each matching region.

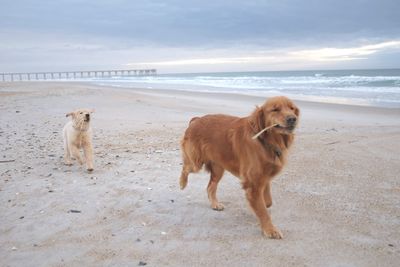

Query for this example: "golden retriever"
[179,96,299,239]
[63,108,95,172]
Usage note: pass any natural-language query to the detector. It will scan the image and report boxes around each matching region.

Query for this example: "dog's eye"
[80,112,83,114]
[272,108,281,112]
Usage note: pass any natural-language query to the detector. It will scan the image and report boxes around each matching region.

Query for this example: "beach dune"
[0,82,399,266]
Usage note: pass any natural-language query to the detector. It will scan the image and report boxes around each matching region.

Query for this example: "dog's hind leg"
[206,162,225,211]
[63,133,72,166]
[70,145,84,165]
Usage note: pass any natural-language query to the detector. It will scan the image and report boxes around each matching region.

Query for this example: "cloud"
[126,41,400,69]
[290,41,400,62]
[1,1,400,47]
[1,1,400,72]
[127,56,278,66]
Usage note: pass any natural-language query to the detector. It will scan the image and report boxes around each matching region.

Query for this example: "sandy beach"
[1,82,399,266]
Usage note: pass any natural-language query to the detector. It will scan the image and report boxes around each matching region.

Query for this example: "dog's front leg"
[83,144,94,171]
[245,185,283,239]
[263,182,273,208]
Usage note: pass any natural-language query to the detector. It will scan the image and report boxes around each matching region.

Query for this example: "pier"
[0,69,157,82]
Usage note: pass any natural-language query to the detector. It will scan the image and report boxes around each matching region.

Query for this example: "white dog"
[63,108,95,171]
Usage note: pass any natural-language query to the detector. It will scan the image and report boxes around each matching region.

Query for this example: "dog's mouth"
[275,124,296,132]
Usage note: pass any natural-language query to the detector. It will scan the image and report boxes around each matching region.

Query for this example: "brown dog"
[179,96,299,239]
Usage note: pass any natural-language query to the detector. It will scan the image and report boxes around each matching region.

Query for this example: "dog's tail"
[179,119,204,190]
[180,139,199,190]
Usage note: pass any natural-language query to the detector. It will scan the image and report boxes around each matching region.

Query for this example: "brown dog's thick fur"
[179,96,299,239]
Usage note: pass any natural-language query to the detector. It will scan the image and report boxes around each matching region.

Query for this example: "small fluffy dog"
[179,96,299,239]
[63,108,95,171]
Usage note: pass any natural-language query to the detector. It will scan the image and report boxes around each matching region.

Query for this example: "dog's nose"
[286,116,297,125]
[85,114,90,119]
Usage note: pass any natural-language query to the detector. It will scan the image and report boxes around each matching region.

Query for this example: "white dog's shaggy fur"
[63,108,95,171]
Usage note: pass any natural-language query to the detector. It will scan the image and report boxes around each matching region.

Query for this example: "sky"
[1,0,400,74]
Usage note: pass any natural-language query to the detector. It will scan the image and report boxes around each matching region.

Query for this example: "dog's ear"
[256,106,265,131]
[89,109,95,113]
[250,106,265,132]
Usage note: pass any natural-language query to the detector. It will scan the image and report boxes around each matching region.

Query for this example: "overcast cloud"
[1,0,399,73]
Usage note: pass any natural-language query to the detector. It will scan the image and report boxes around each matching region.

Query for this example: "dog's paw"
[263,226,283,239]
[211,203,225,211]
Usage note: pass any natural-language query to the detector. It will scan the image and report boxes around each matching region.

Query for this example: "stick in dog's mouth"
[252,124,279,140]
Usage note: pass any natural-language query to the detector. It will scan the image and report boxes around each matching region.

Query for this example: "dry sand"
[0,82,399,266]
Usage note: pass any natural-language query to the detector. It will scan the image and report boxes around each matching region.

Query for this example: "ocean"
[91,69,400,108]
